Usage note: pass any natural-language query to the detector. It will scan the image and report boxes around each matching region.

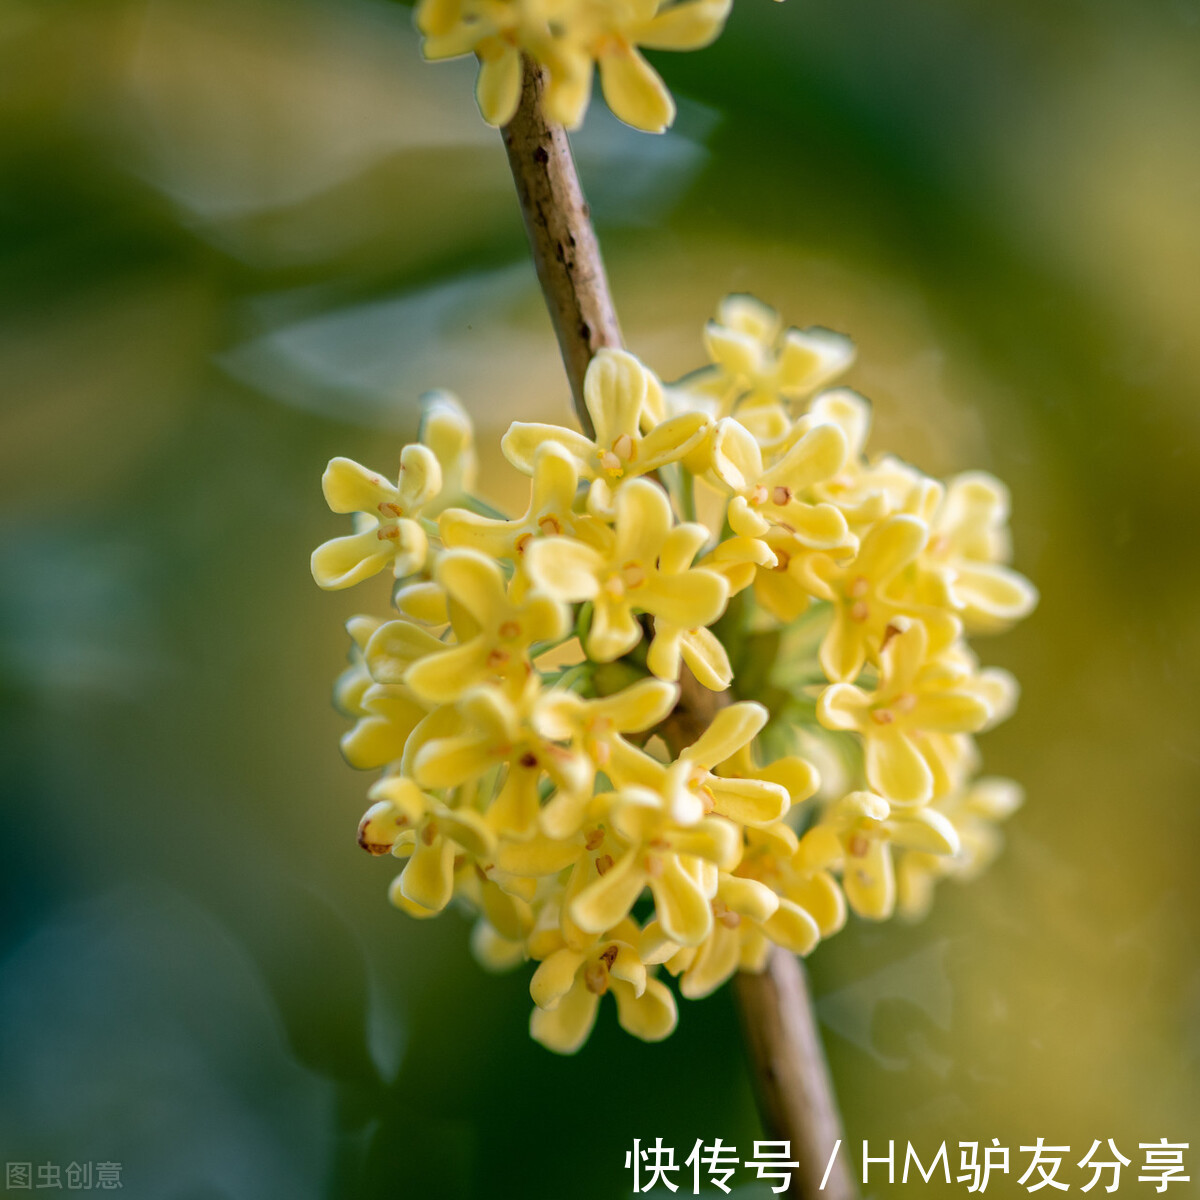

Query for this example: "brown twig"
[501,57,621,438]
[500,54,855,1199]
[737,952,857,1199]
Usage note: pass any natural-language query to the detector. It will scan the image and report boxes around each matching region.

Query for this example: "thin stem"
[499,55,855,1200]
[502,56,622,438]
[736,952,857,1200]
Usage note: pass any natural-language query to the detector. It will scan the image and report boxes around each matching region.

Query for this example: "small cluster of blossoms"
[312,295,1036,1053]
[415,0,732,131]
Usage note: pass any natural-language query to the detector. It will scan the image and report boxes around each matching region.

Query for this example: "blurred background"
[2,0,1198,1196]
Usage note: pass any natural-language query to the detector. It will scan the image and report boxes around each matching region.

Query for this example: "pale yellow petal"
[598,47,675,132]
[321,457,395,514]
[311,529,391,590]
[686,701,767,768]
[650,856,713,946]
[404,640,490,705]
[495,835,584,876]
[475,44,522,127]
[502,421,596,476]
[399,835,456,912]
[679,928,739,999]
[584,348,650,449]
[636,412,711,474]
[816,682,868,732]
[637,0,731,50]
[608,944,648,997]
[680,627,733,691]
[720,874,779,923]
[364,620,446,684]
[530,980,600,1054]
[523,537,604,601]
[530,948,587,1010]
[888,808,961,856]
[843,837,895,920]
[613,976,677,1041]
[710,777,789,826]
[865,728,934,806]
[569,850,646,934]
[763,899,821,954]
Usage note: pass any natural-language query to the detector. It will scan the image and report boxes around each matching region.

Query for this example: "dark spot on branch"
[533,145,549,165]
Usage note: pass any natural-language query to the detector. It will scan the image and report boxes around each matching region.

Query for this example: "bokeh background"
[2,0,1198,1196]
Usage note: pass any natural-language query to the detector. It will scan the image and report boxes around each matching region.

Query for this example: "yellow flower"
[440,441,581,572]
[568,784,740,945]
[529,917,677,1054]
[524,477,729,670]
[314,292,1036,1050]
[311,445,442,589]
[817,617,995,806]
[502,348,709,513]
[708,415,852,551]
[411,681,593,838]
[399,549,570,704]
[735,822,847,952]
[358,776,496,917]
[333,617,429,770]
[417,0,733,133]
[532,677,680,783]
[683,295,856,444]
[801,513,960,683]
[923,472,1039,633]
[664,869,817,999]
[895,777,1024,919]
[623,700,799,828]
[823,791,960,920]
[419,390,478,517]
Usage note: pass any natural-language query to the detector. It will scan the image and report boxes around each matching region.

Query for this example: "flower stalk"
[501,57,622,437]
[501,56,855,1200]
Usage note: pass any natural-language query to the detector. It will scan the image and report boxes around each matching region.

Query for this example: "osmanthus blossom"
[816,616,996,806]
[416,0,733,133]
[503,348,710,515]
[529,917,678,1052]
[523,476,729,670]
[311,294,1035,1052]
[680,295,858,445]
[894,776,1024,919]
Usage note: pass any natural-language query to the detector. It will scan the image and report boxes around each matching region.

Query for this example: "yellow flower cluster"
[415,0,732,132]
[312,294,1036,1053]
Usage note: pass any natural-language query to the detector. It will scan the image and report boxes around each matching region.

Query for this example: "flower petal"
[865,728,934,806]
[843,838,895,920]
[530,980,600,1054]
[524,537,604,601]
[650,856,713,946]
[681,627,733,691]
[710,776,789,826]
[475,43,522,127]
[404,639,490,705]
[311,529,392,590]
[321,457,397,514]
[569,851,647,935]
[584,348,650,449]
[530,948,587,1010]
[763,899,821,954]
[502,422,596,476]
[598,46,675,132]
[686,701,767,769]
[399,834,456,912]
